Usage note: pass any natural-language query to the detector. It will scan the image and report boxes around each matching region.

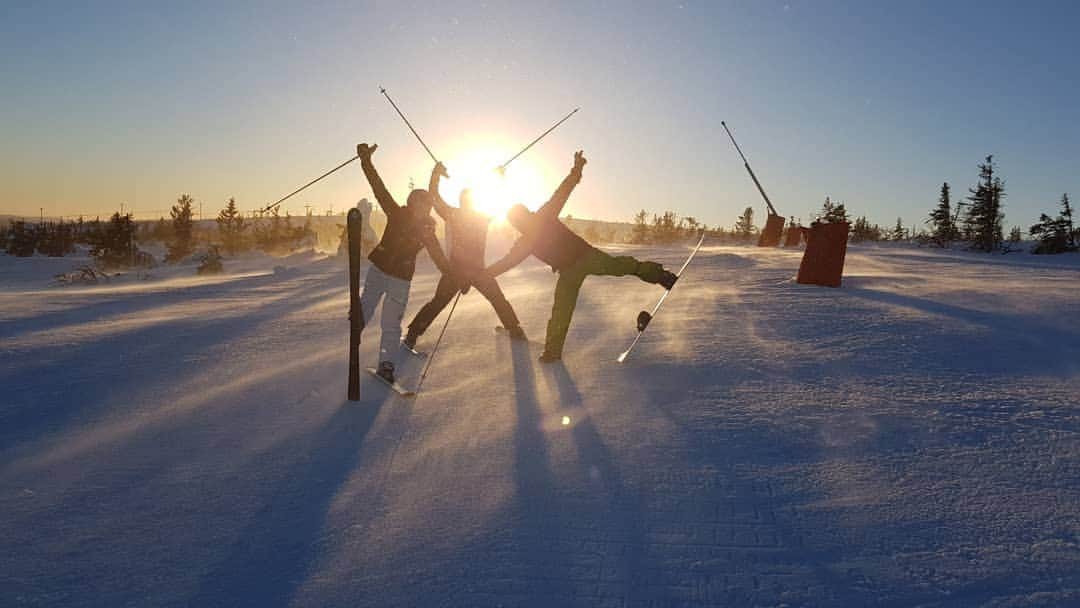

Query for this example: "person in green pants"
[478,151,677,362]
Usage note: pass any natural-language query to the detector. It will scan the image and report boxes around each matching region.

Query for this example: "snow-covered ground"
[2,244,1079,607]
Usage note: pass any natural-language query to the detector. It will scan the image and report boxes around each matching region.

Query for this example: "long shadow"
[843,285,1080,376]
[870,249,1080,272]
[542,363,651,600]
[0,277,343,457]
[0,268,328,341]
[189,394,391,608]
[505,338,579,604]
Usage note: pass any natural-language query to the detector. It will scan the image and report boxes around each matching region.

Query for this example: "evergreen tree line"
[3,194,318,268]
[925,154,1075,254]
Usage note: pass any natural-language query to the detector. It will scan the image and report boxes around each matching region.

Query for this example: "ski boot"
[658,269,678,290]
[376,360,396,384]
[538,349,562,363]
[402,329,419,351]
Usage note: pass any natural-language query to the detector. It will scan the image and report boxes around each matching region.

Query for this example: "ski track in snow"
[1,245,1079,607]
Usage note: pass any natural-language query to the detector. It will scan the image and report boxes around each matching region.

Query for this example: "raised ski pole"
[258,155,359,215]
[496,107,579,175]
[721,121,778,217]
[412,292,461,398]
[380,86,439,164]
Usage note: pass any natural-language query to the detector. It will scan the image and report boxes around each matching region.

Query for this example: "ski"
[347,208,363,400]
[616,232,706,363]
[365,368,417,397]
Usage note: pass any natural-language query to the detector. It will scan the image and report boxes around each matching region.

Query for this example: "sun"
[435,147,548,222]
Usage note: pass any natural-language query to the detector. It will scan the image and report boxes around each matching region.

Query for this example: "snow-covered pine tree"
[819,197,849,224]
[891,217,906,241]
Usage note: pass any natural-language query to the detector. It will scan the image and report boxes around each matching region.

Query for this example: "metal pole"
[496,107,580,174]
[721,121,778,217]
[379,86,439,163]
[412,292,460,398]
[258,154,359,215]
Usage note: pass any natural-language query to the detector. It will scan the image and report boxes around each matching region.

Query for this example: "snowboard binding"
[636,310,652,332]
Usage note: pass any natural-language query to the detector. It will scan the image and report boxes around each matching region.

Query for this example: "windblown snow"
[2,244,1079,607]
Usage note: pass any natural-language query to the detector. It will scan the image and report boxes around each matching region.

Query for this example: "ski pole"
[496,107,580,175]
[380,86,439,164]
[721,121,778,217]
[412,291,461,398]
[258,154,359,215]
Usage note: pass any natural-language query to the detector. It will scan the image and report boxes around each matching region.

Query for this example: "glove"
[451,271,471,295]
[356,143,378,159]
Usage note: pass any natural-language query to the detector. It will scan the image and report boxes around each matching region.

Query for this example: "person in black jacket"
[355,143,458,383]
[479,151,676,362]
[403,161,524,349]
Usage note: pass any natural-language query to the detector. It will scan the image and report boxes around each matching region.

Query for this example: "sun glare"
[436,147,548,222]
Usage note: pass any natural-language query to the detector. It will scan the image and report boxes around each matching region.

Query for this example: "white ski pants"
[358,265,411,366]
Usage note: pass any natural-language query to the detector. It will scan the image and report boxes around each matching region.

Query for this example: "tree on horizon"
[965,156,1005,252]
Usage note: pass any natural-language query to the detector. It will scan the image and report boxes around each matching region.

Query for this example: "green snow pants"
[545,248,665,357]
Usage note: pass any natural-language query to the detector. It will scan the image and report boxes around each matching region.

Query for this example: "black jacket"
[362,157,451,281]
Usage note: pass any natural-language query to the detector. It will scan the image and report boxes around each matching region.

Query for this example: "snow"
[2,244,1079,607]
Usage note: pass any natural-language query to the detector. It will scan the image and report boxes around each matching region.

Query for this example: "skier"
[403,161,525,349]
[354,142,460,383]
[337,198,378,258]
[478,151,677,362]
[356,198,379,256]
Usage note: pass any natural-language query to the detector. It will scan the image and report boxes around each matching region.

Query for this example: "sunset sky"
[2,1,1077,230]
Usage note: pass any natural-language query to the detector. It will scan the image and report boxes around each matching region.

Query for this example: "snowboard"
[616,231,707,363]
[366,368,417,397]
[347,208,363,401]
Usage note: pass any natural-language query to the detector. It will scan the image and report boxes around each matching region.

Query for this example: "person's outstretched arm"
[428,162,454,221]
[535,150,586,221]
[357,143,398,214]
[483,233,538,277]
[418,219,456,278]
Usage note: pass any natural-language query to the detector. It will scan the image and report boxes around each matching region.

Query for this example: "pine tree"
[819,197,849,224]
[167,194,195,262]
[1062,193,1076,250]
[734,206,756,241]
[216,197,246,255]
[1030,193,1078,254]
[92,212,137,267]
[850,216,881,243]
[6,220,37,256]
[965,156,1006,251]
[630,210,650,244]
[927,182,954,246]
[891,217,906,241]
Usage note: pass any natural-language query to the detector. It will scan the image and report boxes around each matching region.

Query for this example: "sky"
[2,0,1078,231]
